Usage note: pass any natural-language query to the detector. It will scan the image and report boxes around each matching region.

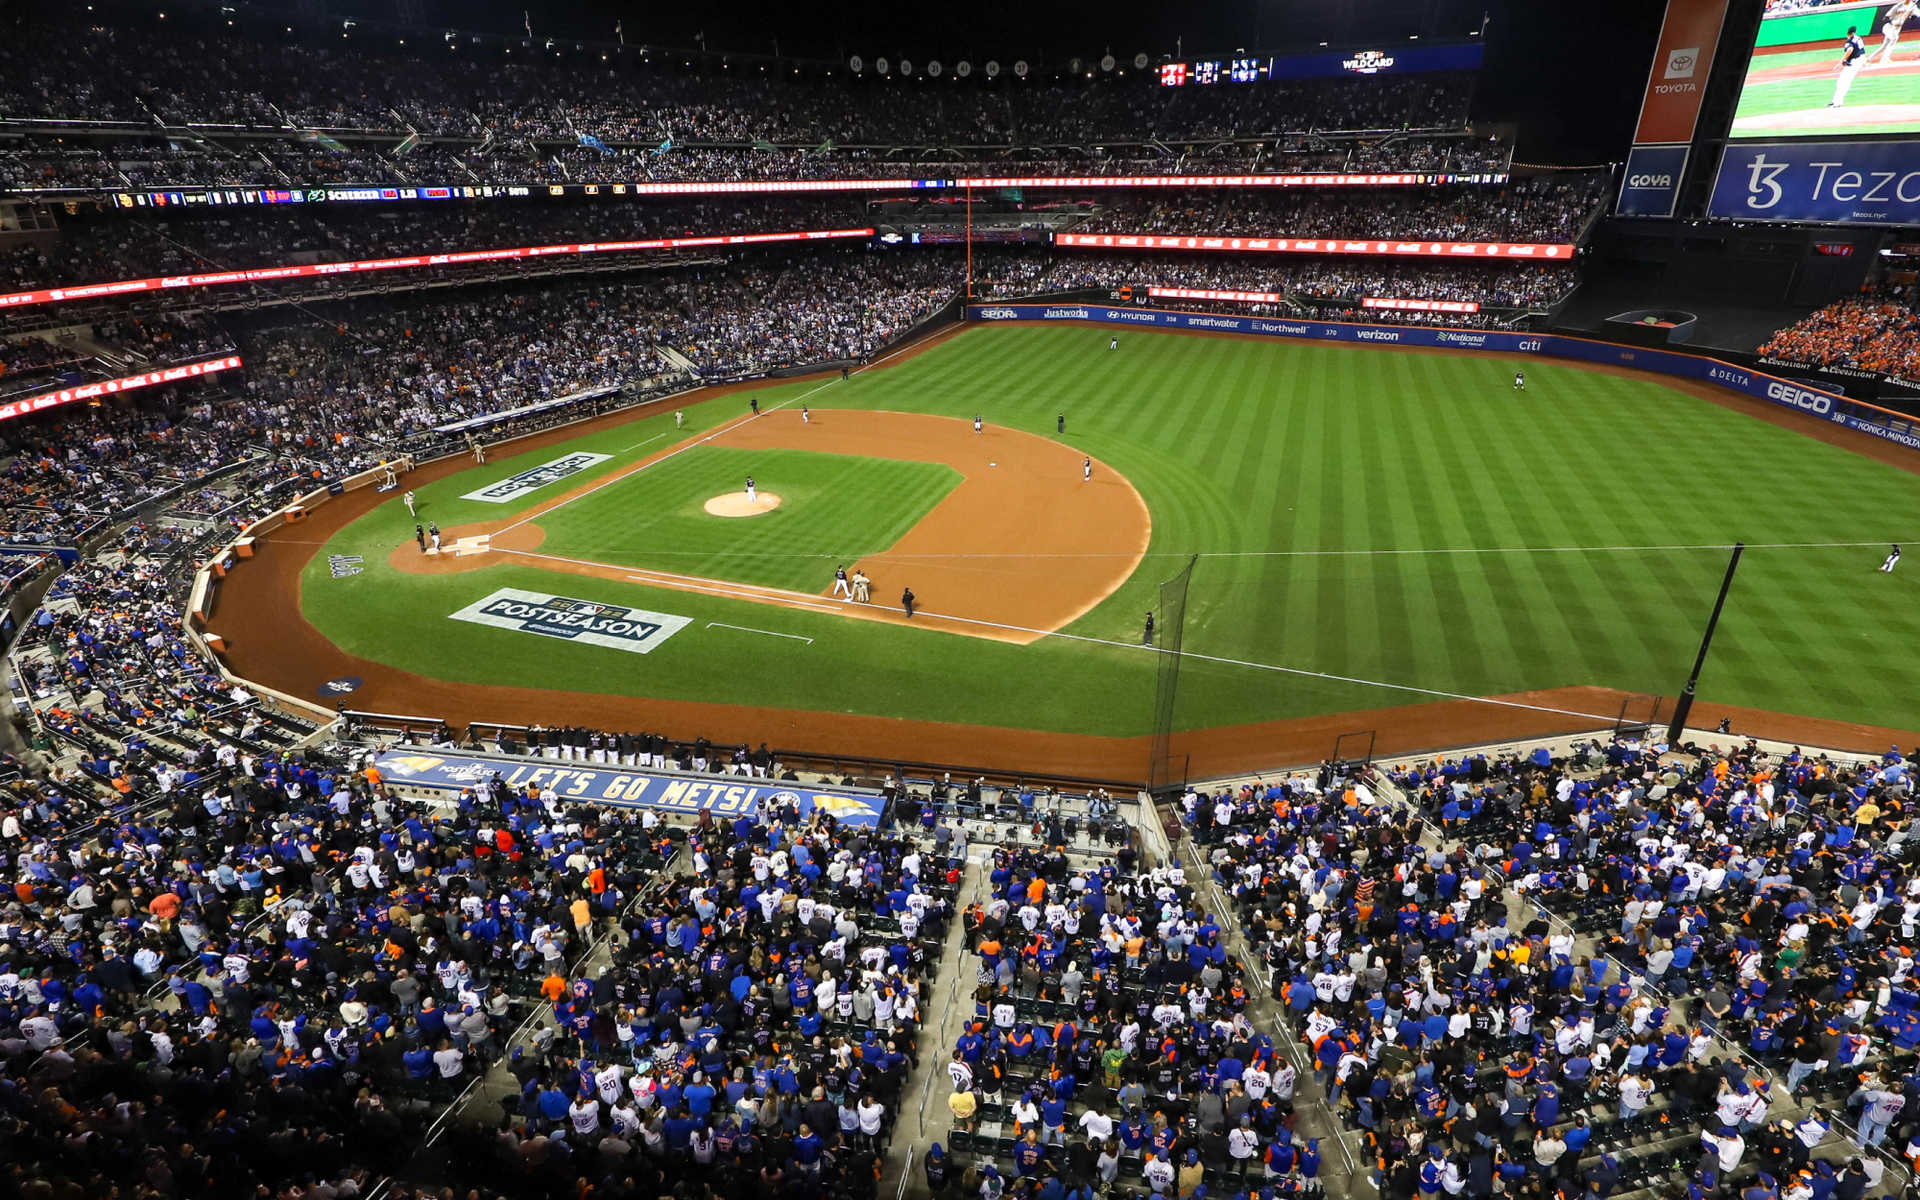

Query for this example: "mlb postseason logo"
[327,554,365,578]
[448,587,691,654]
[460,452,612,504]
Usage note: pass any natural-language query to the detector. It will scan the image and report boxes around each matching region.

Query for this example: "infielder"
[1083,458,1092,482]
[403,489,417,517]
[1832,26,1870,106]
[974,415,983,434]
[803,406,811,424]
[745,476,757,503]
[832,566,852,598]
[1873,0,1918,64]
[1883,544,1903,573]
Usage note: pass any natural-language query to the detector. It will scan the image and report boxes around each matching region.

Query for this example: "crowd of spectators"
[1758,286,1920,381]
[1163,737,1915,1200]
[0,132,1516,196]
[0,246,985,546]
[0,18,1475,144]
[1,519,969,1198]
[1032,252,1581,311]
[1079,178,1607,246]
[932,823,1320,1200]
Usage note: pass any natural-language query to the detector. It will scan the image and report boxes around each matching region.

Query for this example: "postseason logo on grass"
[449,587,691,654]
[460,452,612,503]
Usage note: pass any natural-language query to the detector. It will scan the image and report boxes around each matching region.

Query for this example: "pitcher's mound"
[704,491,783,517]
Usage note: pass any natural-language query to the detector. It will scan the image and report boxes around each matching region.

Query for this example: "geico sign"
[1627,174,1674,189]
[1765,380,1833,414]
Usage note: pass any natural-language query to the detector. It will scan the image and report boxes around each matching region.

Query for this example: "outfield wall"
[964,303,1920,454]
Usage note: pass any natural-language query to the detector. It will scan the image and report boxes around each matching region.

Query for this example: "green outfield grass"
[303,324,1920,737]
[535,446,960,593]
[1733,45,1920,137]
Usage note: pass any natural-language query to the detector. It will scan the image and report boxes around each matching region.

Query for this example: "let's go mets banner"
[375,750,888,826]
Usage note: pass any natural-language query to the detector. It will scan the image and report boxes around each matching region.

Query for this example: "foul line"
[475,539,1920,562]
[493,336,926,539]
[706,622,813,644]
[516,545,1622,723]
[620,432,667,453]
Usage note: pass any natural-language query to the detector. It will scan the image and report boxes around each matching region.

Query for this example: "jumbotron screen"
[1730,0,1920,138]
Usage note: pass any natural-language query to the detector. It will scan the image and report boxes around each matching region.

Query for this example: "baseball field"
[217,322,1920,776]
[1733,33,1920,138]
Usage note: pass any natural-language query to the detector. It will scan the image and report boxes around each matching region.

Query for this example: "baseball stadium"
[8,2,1920,1200]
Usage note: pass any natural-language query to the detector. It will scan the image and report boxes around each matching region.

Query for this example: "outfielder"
[1883,544,1903,573]
[1832,26,1870,106]
[832,566,852,598]
[746,476,757,503]
[1514,371,1526,391]
[1873,0,1918,65]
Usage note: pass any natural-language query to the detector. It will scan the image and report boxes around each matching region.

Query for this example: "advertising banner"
[374,750,888,825]
[1617,145,1692,218]
[0,229,876,312]
[0,355,243,422]
[1707,139,1920,224]
[1633,0,1733,145]
[1056,232,1573,258]
[964,304,1920,453]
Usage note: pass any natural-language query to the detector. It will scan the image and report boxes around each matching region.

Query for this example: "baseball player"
[675,410,684,429]
[1083,458,1092,482]
[1882,544,1903,573]
[467,433,486,464]
[1832,26,1870,106]
[1873,0,1918,64]
[403,490,417,517]
[1057,413,1066,434]
[382,462,398,489]
[974,415,983,434]
[1109,336,1118,350]
[852,569,871,603]
[1144,612,1155,646]
[745,476,757,503]
[749,396,759,415]
[802,406,811,424]
[1514,371,1526,391]
[832,566,852,598]
[428,523,442,552]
